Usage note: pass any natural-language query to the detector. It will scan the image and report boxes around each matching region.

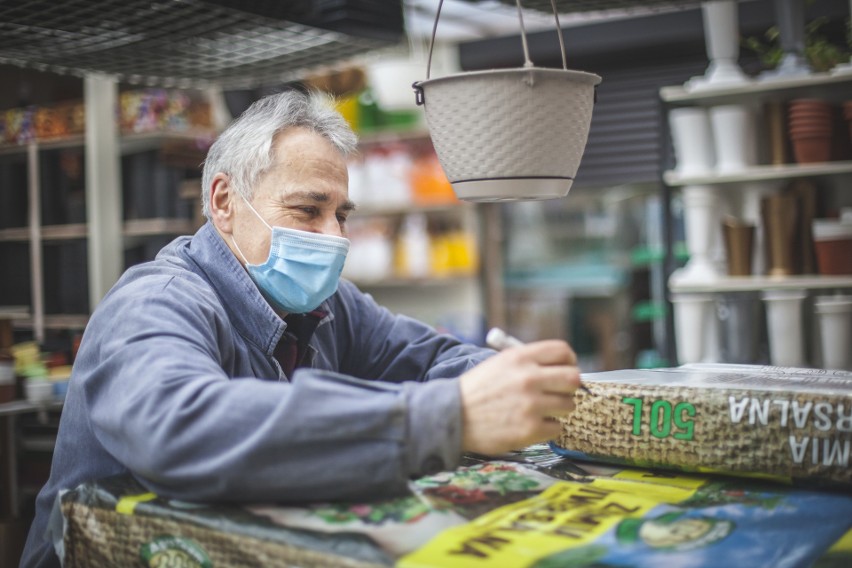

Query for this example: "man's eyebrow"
[284,191,356,211]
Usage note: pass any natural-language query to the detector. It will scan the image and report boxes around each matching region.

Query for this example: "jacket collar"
[177,222,283,354]
[182,223,336,355]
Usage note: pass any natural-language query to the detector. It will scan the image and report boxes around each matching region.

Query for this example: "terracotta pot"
[789,104,833,111]
[789,108,833,116]
[787,119,832,130]
[788,114,832,121]
[788,127,832,137]
[789,130,833,139]
[788,110,833,141]
[788,110,833,119]
[789,104,832,112]
[788,111,833,121]
[789,109,833,121]
[789,119,832,128]
[789,108,832,117]
[789,127,831,139]
[788,117,832,124]
[791,136,832,163]
[789,98,832,108]
[788,124,832,138]
[813,220,852,275]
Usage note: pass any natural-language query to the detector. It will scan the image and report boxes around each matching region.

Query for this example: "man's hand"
[458,340,580,455]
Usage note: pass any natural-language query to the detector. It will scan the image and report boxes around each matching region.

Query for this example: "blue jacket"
[21,222,492,567]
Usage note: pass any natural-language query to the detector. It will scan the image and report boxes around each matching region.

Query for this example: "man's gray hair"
[201,89,358,218]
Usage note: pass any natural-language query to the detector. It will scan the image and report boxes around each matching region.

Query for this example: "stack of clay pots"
[787,99,833,163]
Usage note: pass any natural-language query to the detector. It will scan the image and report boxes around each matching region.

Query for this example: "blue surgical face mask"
[232,195,350,314]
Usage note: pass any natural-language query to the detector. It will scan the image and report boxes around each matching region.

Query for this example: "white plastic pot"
[25,379,54,404]
[762,289,807,367]
[814,295,852,370]
[668,107,716,176]
[671,293,717,364]
[709,104,757,173]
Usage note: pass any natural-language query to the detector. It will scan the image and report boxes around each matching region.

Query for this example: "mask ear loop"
[231,235,252,266]
[232,191,272,265]
[238,191,273,231]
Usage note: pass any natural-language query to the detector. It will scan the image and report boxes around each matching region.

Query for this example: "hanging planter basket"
[413,0,601,202]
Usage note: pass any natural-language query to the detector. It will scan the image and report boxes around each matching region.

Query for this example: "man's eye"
[297,206,318,216]
[336,214,348,224]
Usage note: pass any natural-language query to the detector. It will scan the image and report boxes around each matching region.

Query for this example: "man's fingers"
[458,342,581,456]
[540,419,565,440]
[535,393,576,418]
[528,365,582,394]
[513,340,577,366]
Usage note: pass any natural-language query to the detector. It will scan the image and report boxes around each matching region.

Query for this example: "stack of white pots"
[668,2,801,367]
[668,103,764,365]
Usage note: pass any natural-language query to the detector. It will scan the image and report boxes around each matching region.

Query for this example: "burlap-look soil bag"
[554,364,852,486]
[58,477,391,568]
[55,453,852,568]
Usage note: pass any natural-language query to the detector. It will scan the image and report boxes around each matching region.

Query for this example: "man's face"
[229,126,354,266]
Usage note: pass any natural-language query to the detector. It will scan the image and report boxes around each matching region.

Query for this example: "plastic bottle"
[398,213,431,278]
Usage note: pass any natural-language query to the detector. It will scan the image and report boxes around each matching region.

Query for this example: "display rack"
[664,161,852,186]
[660,71,852,366]
[660,71,852,105]
[0,128,214,342]
[670,275,852,294]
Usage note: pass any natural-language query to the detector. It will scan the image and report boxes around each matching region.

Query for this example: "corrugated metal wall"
[574,60,707,188]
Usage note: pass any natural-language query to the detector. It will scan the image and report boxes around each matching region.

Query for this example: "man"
[21,90,581,566]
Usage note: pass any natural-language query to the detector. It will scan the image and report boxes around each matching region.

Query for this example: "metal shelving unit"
[0,130,215,341]
[661,71,852,105]
[0,1,408,342]
[664,161,852,186]
[659,70,852,366]
[468,0,703,14]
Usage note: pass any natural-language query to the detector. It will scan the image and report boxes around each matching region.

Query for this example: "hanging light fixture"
[413,0,601,201]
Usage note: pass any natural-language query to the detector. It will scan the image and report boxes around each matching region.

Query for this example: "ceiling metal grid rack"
[475,0,706,13]
[0,0,398,89]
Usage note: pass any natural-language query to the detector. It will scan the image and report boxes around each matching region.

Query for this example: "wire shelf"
[0,0,401,89]
[473,0,705,15]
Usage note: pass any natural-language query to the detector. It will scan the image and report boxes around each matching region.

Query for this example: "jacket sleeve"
[80,274,475,503]
[331,279,495,385]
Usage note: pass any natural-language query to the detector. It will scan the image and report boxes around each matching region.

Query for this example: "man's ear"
[209,173,236,234]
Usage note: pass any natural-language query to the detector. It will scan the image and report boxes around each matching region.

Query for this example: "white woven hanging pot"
[413,0,602,202]
[415,68,600,201]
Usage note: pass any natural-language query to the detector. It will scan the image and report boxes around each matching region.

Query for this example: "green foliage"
[743,17,850,72]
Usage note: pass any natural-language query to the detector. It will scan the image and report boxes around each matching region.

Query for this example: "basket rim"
[416,66,602,88]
